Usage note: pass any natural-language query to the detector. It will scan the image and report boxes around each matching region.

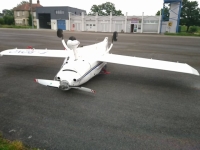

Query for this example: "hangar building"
[36,6,86,30]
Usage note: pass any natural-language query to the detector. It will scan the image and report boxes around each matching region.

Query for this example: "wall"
[70,14,160,33]
[37,19,39,29]
[51,19,57,30]
[14,11,29,25]
[161,22,168,33]
[36,7,86,20]
[36,6,86,30]
[42,11,161,33]
[14,11,29,19]
[66,20,69,31]
[14,11,38,26]
[143,24,159,33]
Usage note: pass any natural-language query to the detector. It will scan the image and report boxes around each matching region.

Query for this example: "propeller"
[71,87,95,93]
[34,79,60,88]
[34,79,95,94]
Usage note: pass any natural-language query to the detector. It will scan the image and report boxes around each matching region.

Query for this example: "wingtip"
[34,79,38,82]
[191,68,200,76]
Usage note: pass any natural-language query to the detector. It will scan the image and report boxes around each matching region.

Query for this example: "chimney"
[37,0,40,4]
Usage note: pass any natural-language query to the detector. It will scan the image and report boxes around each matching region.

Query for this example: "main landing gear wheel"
[100,65,110,74]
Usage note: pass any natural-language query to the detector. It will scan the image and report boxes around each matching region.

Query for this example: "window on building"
[150,20,155,23]
[93,24,95,26]
[33,12,36,17]
[17,12,20,16]
[22,11,24,16]
[75,12,76,14]
[55,10,64,15]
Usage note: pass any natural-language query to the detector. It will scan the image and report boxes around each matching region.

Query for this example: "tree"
[156,0,200,31]
[17,1,29,7]
[156,7,170,21]
[156,8,169,16]
[2,9,14,16]
[3,16,14,25]
[189,26,198,33]
[89,2,124,16]
[1,1,29,25]
[28,13,32,26]
[180,0,200,31]
[2,9,14,25]
[0,18,4,25]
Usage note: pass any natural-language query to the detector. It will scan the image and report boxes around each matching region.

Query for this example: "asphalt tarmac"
[0,29,200,150]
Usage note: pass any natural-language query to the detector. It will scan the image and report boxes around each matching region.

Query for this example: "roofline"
[36,6,86,11]
[13,3,43,11]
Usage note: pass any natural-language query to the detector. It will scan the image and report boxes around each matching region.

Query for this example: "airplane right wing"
[98,54,199,76]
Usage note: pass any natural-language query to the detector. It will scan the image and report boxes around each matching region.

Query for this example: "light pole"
[30,0,33,28]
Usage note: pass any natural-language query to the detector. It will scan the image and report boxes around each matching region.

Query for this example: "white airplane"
[0,29,199,93]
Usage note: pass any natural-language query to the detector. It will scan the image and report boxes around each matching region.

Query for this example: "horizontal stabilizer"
[98,54,199,76]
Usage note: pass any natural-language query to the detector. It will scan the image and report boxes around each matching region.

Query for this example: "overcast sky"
[0,0,200,16]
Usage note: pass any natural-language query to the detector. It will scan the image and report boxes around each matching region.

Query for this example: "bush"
[0,18,4,25]
[189,26,198,33]
[3,16,14,25]
[28,13,32,26]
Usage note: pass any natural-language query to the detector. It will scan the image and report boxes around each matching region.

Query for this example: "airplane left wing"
[0,49,71,58]
[98,54,199,76]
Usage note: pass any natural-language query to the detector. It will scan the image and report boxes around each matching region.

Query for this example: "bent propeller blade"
[35,79,60,88]
[72,87,96,94]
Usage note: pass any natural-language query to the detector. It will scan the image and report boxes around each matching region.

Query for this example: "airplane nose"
[56,70,81,89]
[59,80,70,90]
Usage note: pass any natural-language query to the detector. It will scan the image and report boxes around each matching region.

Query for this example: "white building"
[36,10,179,34]
[68,12,161,34]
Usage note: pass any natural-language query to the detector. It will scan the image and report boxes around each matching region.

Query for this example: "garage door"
[38,13,51,29]
[57,20,66,30]
[99,23,109,32]
[85,23,95,31]
[115,24,122,32]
